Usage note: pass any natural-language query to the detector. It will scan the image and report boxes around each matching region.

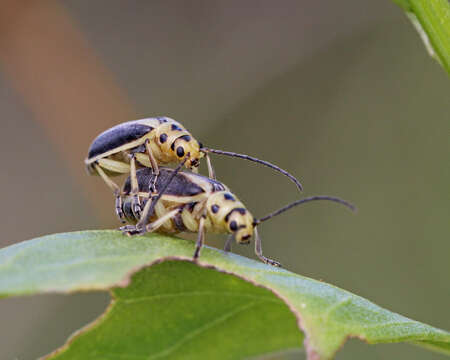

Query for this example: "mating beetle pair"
[85,117,354,266]
[85,117,304,223]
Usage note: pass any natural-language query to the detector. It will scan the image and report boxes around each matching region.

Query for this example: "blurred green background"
[0,1,448,359]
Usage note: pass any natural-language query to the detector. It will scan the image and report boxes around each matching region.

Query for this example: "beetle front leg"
[129,155,142,219]
[254,227,281,267]
[144,139,160,192]
[224,234,233,252]
[193,215,206,260]
[114,191,125,223]
[205,153,216,180]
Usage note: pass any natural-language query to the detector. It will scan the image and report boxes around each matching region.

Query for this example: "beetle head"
[172,135,204,170]
[206,191,254,244]
[155,122,203,168]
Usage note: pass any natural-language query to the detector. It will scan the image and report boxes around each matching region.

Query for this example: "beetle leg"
[129,155,142,219]
[114,192,125,223]
[144,139,159,192]
[135,193,155,229]
[97,158,131,174]
[193,215,206,260]
[145,208,180,232]
[120,208,180,235]
[205,153,216,180]
[94,163,125,223]
[254,227,281,267]
[224,234,233,252]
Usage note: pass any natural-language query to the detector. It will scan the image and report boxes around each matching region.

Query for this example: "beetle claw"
[119,225,144,236]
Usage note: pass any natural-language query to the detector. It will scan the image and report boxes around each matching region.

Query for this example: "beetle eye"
[176,146,185,157]
[230,220,238,232]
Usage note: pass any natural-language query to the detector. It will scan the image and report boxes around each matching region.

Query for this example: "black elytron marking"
[88,122,153,159]
[160,133,168,143]
[211,204,220,213]
[176,147,185,157]
[171,142,175,150]
[123,168,204,197]
[229,220,238,231]
[224,193,235,201]
[242,234,251,241]
[157,117,168,123]
[171,124,183,131]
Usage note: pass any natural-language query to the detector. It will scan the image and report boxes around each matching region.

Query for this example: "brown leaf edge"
[41,255,351,360]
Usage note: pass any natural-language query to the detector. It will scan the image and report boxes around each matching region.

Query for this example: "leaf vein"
[120,291,279,304]
[146,301,260,359]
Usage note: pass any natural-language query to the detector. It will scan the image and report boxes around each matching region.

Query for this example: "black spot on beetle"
[198,141,203,149]
[160,133,168,143]
[224,208,246,222]
[157,117,168,123]
[230,221,238,231]
[211,204,219,213]
[242,234,251,241]
[171,142,175,150]
[177,147,185,157]
[224,193,235,201]
[178,135,191,142]
[171,124,182,131]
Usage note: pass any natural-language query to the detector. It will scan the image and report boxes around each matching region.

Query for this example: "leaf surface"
[0,231,448,360]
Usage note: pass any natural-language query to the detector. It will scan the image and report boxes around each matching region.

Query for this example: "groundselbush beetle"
[120,167,355,267]
[85,116,304,222]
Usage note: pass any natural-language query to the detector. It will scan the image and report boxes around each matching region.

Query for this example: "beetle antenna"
[140,154,189,226]
[255,196,356,225]
[201,147,303,192]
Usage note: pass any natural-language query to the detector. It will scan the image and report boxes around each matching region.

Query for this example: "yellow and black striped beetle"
[119,166,355,266]
[85,116,303,222]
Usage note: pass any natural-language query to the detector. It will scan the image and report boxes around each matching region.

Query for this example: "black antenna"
[255,196,356,224]
[201,147,303,192]
[139,154,189,229]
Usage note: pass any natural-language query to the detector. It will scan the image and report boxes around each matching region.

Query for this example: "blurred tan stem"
[0,0,135,222]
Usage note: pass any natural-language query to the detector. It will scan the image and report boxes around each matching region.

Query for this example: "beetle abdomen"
[87,121,154,159]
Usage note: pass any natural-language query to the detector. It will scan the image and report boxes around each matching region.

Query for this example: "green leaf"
[393,0,450,74]
[0,231,449,360]
[46,261,303,360]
